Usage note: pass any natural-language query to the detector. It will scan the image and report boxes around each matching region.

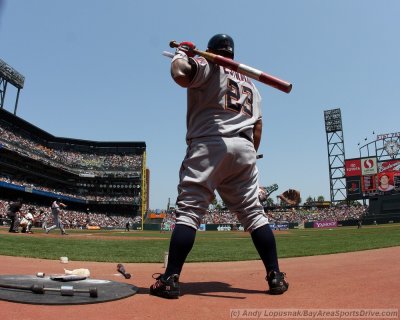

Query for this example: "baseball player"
[6,199,23,233]
[150,34,290,299]
[45,198,68,235]
[20,207,36,234]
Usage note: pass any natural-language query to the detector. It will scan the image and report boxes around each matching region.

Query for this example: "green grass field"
[0,224,399,263]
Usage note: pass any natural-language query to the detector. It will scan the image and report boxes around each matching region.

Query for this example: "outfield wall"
[132,218,400,231]
[2,218,399,231]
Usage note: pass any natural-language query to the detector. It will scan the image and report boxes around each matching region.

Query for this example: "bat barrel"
[236,62,292,93]
[259,73,292,93]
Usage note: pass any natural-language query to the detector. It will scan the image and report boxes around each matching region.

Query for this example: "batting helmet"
[207,34,234,58]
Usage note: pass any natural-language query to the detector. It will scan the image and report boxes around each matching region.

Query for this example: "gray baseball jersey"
[186,56,262,142]
[47,200,66,233]
[51,201,61,216]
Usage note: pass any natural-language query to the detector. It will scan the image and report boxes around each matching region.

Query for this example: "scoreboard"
[345,157,400,200]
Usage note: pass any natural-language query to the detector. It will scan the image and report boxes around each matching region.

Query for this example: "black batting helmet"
[207,34,234,58]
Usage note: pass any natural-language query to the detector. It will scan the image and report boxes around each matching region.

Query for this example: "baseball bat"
[169,41,292,94]
[117,263,131,279]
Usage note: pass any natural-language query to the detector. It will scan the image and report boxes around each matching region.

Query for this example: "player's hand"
[176,41,196,58]
[278,189,301,206]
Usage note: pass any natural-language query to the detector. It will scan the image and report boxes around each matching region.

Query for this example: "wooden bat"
[117,263,131,279]
[169,41,292,94]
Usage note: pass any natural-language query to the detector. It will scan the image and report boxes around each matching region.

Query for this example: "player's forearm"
[171,58,193,87]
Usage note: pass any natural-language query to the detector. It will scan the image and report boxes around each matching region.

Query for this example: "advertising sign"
[269,223,289,230]
[361,157,378,175]
[313,221,338,228]
[378,160,400,173]
[345,159,361,177]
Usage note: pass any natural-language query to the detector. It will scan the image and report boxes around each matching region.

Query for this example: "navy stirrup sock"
[250,224,280,273]
[164,224,196,277]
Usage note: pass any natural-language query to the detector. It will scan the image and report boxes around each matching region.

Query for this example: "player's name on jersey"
[222,67,252,85]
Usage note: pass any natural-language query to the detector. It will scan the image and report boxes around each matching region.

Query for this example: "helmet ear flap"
[207,34,234,59]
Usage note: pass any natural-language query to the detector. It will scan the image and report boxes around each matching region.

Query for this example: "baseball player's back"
[186,58,262,142]
[150,34,288,299]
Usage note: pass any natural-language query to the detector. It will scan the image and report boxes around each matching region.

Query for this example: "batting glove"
[176,41,196,58]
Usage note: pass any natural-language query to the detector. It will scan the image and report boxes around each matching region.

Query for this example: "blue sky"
[1,1,399,209]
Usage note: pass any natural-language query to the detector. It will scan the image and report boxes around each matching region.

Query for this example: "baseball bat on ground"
[169,41,292,94]
[117,263,131,279]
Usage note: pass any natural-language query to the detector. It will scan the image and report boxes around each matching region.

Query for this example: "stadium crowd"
[0,176,140,204]
[1,197,367,231]
[265,205,367,223]
[0,122,142,176]
[161,204,367,226]
[0,199,142,230]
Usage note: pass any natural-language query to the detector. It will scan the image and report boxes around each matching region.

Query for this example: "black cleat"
[150,273,180,299]
[267,271,289,295]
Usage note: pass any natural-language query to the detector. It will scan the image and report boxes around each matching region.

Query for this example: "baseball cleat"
[266,271,289,295]
[150,273,180,299]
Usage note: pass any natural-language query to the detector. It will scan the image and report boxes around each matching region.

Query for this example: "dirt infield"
[0,247,399,320]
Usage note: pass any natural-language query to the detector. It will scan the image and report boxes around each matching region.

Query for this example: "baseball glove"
[19,217,29,227]
[258,187,268,202]
[278,189,301,206]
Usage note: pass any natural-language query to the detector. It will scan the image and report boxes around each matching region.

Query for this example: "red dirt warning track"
[0,247,399,320]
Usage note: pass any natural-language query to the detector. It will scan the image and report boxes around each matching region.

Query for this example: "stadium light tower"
[324,108,347,203]
[0,58,25,115]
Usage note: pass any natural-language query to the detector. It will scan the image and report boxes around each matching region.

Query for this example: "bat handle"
[169,40,180,49]
[169,41,202,56]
